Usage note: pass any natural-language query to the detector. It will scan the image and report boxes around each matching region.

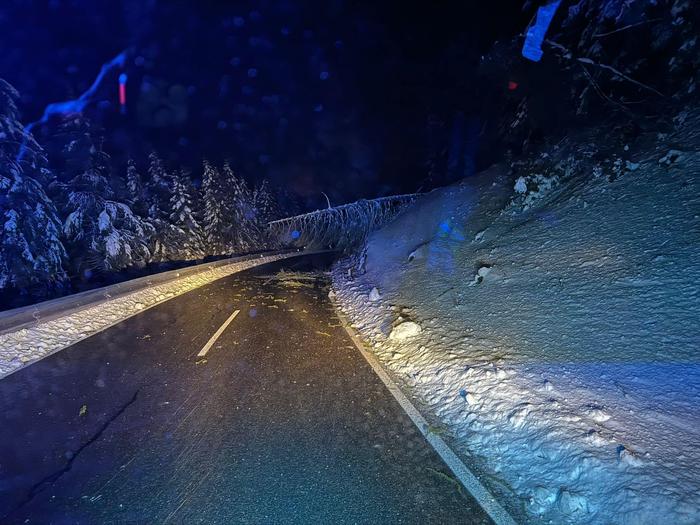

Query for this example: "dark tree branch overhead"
[545,40,666,97]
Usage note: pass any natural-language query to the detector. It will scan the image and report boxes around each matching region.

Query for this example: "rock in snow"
[514,176,528,194]
[659,149,683,166]
[368,287,381,302]
[469,265,492,286]
[389,321,422,340]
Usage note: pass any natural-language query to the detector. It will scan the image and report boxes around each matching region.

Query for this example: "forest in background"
[1,0,698,310]
[0,78,281,308]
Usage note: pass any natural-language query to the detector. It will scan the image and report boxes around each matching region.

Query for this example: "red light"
[119,83,126,106]
[508,80,519,91]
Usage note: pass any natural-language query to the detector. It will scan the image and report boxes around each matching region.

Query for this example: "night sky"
[0,0,529,206]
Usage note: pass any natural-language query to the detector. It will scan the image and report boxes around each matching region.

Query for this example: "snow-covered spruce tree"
[201,160,227,255]
[252,179,279,247]
[0,79,67,294]
[167,168,205,260]
[221,161,259,252]
[125,158,148,216]
[142,151,182,262]
[144,151,171,221]
[267,195,419,251]
[253,180,278,224]
[51,121,152,275]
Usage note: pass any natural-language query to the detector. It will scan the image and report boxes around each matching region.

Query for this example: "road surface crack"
[4,389,140,519]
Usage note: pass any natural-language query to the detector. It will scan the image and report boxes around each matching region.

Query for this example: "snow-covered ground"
[0,253,295,379]
[332,113,700,523]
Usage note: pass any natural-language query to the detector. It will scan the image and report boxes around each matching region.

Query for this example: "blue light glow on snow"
[522,0,561,62]
[427,218,467,274]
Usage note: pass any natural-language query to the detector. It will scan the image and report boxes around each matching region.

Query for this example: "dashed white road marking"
[197,309,240,357]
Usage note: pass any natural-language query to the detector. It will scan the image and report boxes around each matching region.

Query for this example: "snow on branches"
[200,160,276,255]
[59,139,153,274]
[1,72,411,303]
[0,80,67,294]
[167,168,205,260]
[0,76,282,301]
[268,194,421,251]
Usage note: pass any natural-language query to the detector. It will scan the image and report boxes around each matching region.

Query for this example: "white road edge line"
[333,304,518,525]
[197,309,240,357]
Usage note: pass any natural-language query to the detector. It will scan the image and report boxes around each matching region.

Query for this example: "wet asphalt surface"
[0,254,490,524]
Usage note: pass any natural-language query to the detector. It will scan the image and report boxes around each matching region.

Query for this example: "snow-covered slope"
[332,113,700,523]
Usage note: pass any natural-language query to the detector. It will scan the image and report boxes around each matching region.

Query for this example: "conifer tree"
[0,79,67,294]
[168,168,204,259]
[125,158,148,216]
[252,179,278,248]
[145,151,171,221]
[221,161,256,251]
[50,119,152,273]
[201,159,226,254]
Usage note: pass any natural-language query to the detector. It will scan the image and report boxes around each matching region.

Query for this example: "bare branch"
[578,64,631,113]
[545,40,665,97]
[576,57,665,97]
[593,18,662,38]
[321,192,332,209]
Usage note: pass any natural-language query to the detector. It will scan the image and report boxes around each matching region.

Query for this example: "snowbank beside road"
[0,252,297,379]
[332,115,700,523]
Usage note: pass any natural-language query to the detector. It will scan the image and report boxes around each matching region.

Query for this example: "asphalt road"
[0,254,491,524]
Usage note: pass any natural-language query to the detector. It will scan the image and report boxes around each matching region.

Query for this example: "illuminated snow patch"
[0,253,294,378]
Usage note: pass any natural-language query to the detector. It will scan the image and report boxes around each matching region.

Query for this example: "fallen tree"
[268,194,422,251]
